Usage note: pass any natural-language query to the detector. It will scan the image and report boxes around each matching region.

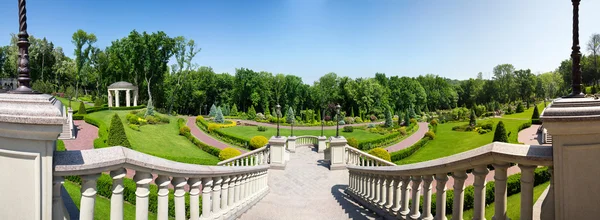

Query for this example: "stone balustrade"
[53,146,269,220]
[346,142,553,220]
[295,136,319,147]
[218,146,270,166]
[345,145,397,167]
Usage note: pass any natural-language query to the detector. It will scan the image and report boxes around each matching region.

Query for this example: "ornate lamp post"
[567,0,584,98]
[291,110,294,137]
[8,0,37,94]
[321,107,325,137]
[276,104,281,138]
[335,104,341,138]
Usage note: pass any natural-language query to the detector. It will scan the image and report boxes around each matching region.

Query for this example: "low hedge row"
[518,121,532,132]
[84,115,109,148]
[531,119,542,125]
[197,118,250,147]
[73,105,146,115]
[358,125,418,150]
[391,124,436,162]
[177,118,222,158]
[65,174,199,218]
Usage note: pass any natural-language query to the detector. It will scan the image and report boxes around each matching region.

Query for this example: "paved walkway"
[186,117,247,153]
[385,122,429,152]
[518,124,550,146]
[241,147,378,220]
[235,119,383,130]
[62,120,97,151]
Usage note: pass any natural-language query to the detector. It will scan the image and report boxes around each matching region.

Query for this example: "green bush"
[518,121,532,132]
[348,137,359,148]
[56,140,66,151]
[72,114,84,120]
[354,117,363,123]
[516,102,524,113]
[129,124,140,131]
[219,147,242,161]
[424,131,435,140]
[257,126,267,132]
[493,121,508,143]
[343,126,354,133]
[214,107,225,123]
[196,115,204,123]
[146,115,159,124]
[78,102,87,114]
[429,119,438,126]
[368,147,391,161]
[94,97,103,107]
[247,106,256,120]
[480,122,494,130]
[250,136,268,149]
[469,109,476,126]
[391,138,430,162]
[126,113,139,125]
[531,119,542,125]
[107,114,131,148]
[84,115,109,148]
[209,104,217,117]
[177,118,221,157]
[179,125,191,135]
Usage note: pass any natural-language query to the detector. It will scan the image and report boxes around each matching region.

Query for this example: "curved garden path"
[233,119,383,130]
[62,120,97,151]
[385,122,429,152]
[186,117,247,153]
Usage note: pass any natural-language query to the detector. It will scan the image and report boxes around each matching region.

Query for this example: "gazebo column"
[108,90,113,107]
[126,89,131,107]
[115,90,120,107]
[133,89,138,106]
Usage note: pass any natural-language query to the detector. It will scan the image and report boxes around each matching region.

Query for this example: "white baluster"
[369,174,376,201]
[385,176,394,212]
[155,175,171,220]
[220,176,231,218]
[238,174,245,211]
[409,176,422,220]
[80,174,100,220]
[172,177,187,220]
[492,163,509,220]
[110,168,127,220]
[359,172,366,197]
[200,177,213,219]
[375,175,382,205]
[398,176,411,219]
[519,164,536,220]
[134,172,153,220]
[391,176,402,215]
[452,171,468,220]
[422,175,434,220]
[188,178,202,220]
[212,176,223,219]
[52,177,70,220]
[434,173,449,220]
[473,166,489,220]
[228,175,236,215]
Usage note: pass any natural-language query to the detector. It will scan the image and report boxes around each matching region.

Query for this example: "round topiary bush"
[179,125,191,135]
[368,147,391,161]
[196,115,204,123]
[250,136,268,149]
[424,131,436,140]
[219,147,242,161]
[343,126,354,133]
[347,137,359,148]
[429,119,438,126]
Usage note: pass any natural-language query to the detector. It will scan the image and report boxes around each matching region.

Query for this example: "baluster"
[452,171,468,220]
[249,173,255,198]
[434,173,449,220]
[245,157,249,166]
[172,177,187,220]
[80,174,100,220]
[385,175,394,212]
[375,175,382,205]
[212,177,223,219]
[409,176,422,220]
[358,172,365,197]
[233,174,241,213]
[398,176,411,219]
[201,177,213,219]
[188,178,202,220]
[109,169,127,220]
[369,174,376,201]
[134,172,153,220]
[492,163,510,220]
[155,175,171,220]
[519,164,536,220]
[391,176,401,215]
[235,159,239,166]
[473,166,489,220]
[348,172,353,191]
[52,177,70,220]
[221,176,231,218]
[421,175,434,220]
[239,174,246,209]
[228,175,236,215]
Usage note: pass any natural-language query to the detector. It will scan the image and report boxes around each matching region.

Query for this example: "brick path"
[384,122,429,152]
[62,120,97,151]
[241,146,378,220]
[186,117,247,153]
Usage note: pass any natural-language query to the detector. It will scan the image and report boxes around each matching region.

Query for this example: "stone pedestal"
[540,97,600,220]
[287,136,296,153]
[0,93,65,220]
[329,136,347,170]
[269,136,288,170]
[318,136,327,153]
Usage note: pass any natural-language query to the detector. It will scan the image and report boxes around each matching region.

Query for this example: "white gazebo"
[108,81,138,107]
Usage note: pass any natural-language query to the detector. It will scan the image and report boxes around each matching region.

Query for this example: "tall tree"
[587,34,600,86]
[71,29,97,99]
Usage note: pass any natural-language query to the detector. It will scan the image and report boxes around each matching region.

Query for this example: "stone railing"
[295,136,319,147]
[345,145,397,166]
[53,146,269,220]
[346,142,553,220]
[218,146,270,166]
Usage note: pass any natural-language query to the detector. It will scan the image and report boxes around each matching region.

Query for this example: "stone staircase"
[58,107,74,140]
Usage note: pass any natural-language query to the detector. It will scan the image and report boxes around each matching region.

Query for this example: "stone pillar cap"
[541,97,600,122]
[269,136,287,144]
[0,93,64,125]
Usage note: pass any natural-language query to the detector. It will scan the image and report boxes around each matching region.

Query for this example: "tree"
[214,107,224,123]
[532,105,540,120]
[107,114,131,148]
[209,104,217,117]
[493,121,508,143]
[71,29,97,99]
[231,104,238,116]
[404,110,410,127]
[385,108,393,127]
[286,107,295,124]
[469,109,476,126]
[78,102,87,114]
[587,34,600,86]
[516,102,524,113]
[247,106,257,120]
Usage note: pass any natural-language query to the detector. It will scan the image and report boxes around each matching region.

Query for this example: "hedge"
[391,125,436,162]
[177,118,221,158]
[358,124,418,150]
[73,105,146,115]
[517,121,532,132]
[56,140,66,151]
[107,114,131,148]
[84,115,109,149]
[72,114,84,120]
[197,118,250,147]
[65,174,200,218]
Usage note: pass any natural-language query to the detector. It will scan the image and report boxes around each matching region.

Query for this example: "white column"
[519,164,536,220]
[435,173,449,220]
[200,177,213,219]
[409,176,422,220]
[227,175,236,217]
[126,89,131,107]
[188,178,202,220]
[134,172,153,220]
[110,168,127,220]
[172,177,187,220]
[492,163,509,220]
[212,177,223,219]
[452,171,468,220]
[108,90,113,107]
[155,175,171,220]
[234,174,242,212]
[80,174,100,220]
[115,90,120,107]
[398,176,411,219]
[473,166,490,220]
[422,175,434,220]
[375,175,382,205]
[133,89,138,106]
[391,176,402,214]
[222,176,231,217]
[52,177,70,220]
[369,174,376,201]
[269,136,288,169]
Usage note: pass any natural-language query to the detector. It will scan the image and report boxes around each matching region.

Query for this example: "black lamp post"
[321,107,325,137]
[335,104,341,138]
[566,0,584,98]
[291,109,294,137]
[8,0,37,94]
[276,104,281,138]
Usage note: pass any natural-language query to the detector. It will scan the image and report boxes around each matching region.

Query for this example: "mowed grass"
[87,110,219,165]
[455,181,550,220]
[63,181,163,220]
[55,96,92,111]
[218,125,387,142]
[398,103,545,164]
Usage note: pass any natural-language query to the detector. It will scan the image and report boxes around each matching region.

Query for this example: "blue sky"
[1,0,599,84]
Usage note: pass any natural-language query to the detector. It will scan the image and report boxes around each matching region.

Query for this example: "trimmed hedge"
[358,124,417,150]
[197,118,250,147]
[107,114,131,148]
[518,121,532,132]
[391,125,436,162]
[250,136,268,150]
[78,102,87,114]
[219,147,242,161]
[368,147,391,161]
[73,105,146,115]
[176,118,221,158]
[84,115,109,148]
[56,140,66,151]
[72,114,84,120]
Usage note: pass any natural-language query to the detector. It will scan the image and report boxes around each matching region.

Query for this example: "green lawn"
[55,96,92,111]
[502,102,546,120]
[218,125,387,142]
[63,181,163,220]
[455,181,550,220]
[87,110,219,165]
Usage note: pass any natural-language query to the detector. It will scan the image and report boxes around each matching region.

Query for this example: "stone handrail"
[295,135,319,147]
[217,145,270,166]
[346,142,553,220]
[345,145,397,166]
[53,146,269,220]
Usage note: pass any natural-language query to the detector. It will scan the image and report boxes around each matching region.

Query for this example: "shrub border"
[177,118,222,158]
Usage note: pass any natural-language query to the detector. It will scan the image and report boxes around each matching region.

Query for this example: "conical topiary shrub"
[107,113,131,148]
[78,102,87,114]
[493,121,508,143]
[385,108,393,127]
[214,107,224,123]
[531,105,540,119]
[209,104,217,117]
[469,109,476,126]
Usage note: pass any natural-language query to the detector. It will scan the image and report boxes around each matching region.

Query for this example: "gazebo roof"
[108,81,137,90]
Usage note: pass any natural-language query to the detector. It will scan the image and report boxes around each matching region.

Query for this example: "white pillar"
[110,168,127,220]
[212,177,223,219]
[435,173,449,220]
[519,164,536,220]
[155,175,171,220]
[269,136,288,169]
[115,89,120,107]
[0,93,64,220]
[221,176,231,218]
[172,177,187,220]
[452,171,468,220]
[200,177,213,219]
[133,89,138,106]
[52,177,70,220]
[329,136,347,170]
[108,90,113,107]
[398,176,411,219]
[134,172,153,220]
[188,178,201,220]
[421,175,434,220]
[409,176,422,220]
[126,89,131,107]
[473,166,489,220]
[492,163,509,220]
[80,174,100,220]
[391,176,402,214]
[287,136,297,152]
[317,136,327,152]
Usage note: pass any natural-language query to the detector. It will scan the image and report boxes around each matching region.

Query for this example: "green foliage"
[286,107,295,124]
[391,138,431,162]
[231,104,238,116]
[107,114,131,148]
[56,140,66,151]
[78,102,87,114]
[249,136,268,149]
[516,102,524,113]
[493,121,508,143]
[257,126,267,132]
[531,105,540,120]
[176,118,221,157]
[247,106,256,120]
[368,147,391,161]
[385,109,393,127]
[424,131,436,140]
[209,104,217,117]
[94,97,103,107]
[179,125,191,135]
[219,147,241,161]
[469,109,476,126]
[404,111,411,127]
[214,107,224,123]
[518,121,532,132]
[343,126,354,133]
[129,124,140,131]
[347,137,359,148]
